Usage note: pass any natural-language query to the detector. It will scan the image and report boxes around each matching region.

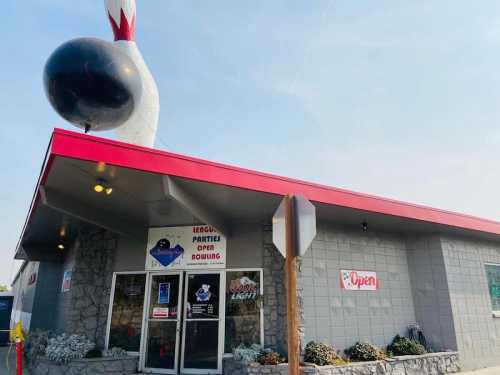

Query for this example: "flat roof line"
[48,128,500,236]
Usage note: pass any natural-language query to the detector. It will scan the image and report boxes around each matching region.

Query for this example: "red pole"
[16,340,22,375]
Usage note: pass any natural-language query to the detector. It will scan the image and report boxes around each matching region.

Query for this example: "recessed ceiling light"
[94,179,113,195]
[58,244,65,250]
[94,183,104,193]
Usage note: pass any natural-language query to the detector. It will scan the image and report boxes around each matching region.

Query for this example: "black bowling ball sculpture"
[44,37,142,133]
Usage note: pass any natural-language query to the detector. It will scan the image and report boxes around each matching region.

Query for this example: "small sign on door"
[158,283,170,304]
[61,270,72,293]
[152,307,169,318]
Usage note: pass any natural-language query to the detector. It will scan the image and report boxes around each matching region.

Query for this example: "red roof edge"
[15,127,500,243]
[15,132,57,257]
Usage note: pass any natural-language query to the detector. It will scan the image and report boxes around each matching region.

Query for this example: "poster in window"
[61,270,72,293]
[186,274,220,319]
[152,307,169,318]
[228,275,259,301]
[158,283,170,304]
[224,271,262,353]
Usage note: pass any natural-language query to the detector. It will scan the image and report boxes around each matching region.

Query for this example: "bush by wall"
[304,341,346,366]
[233,343,262,364]
[387,335,427,356]
[223,352,460,375]
[345,342,386,361]
[45,334,95,364]
[257,351,286,365]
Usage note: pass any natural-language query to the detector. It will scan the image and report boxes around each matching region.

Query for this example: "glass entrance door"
[142,272,183,374]
[181,271,225,374]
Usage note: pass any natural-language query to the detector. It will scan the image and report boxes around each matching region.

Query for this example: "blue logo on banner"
[150,239,184,267]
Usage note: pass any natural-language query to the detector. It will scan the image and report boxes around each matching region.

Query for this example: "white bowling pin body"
[105,0,160,148]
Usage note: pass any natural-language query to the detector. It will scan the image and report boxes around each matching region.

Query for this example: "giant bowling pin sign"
[43,0,160,148]
[105,0,160,148]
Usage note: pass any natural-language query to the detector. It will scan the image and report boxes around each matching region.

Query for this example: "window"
[107,273,146,352]
[224,270,263,353]
[485,264,500,313]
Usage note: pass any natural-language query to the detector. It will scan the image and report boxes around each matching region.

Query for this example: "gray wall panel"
[30,261,63,331]
[11,262,39,331]
[406,235,456,352]
[440,235,500,370]
[227,222,263,269]
[113,223,263,272]
[113,231,148,272]
[298,222,416,352]
[18,262,39,316]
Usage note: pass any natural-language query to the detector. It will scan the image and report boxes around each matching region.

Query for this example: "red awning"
[15,128,500,259]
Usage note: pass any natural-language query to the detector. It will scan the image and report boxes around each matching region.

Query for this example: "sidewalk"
[460,367,500,374]
[0,345,17,375]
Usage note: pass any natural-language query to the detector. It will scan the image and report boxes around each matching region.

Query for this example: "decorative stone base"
[223,352,459,375]
[28,356,138,375]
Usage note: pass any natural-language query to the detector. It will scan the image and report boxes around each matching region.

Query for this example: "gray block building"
[11,128,500,372]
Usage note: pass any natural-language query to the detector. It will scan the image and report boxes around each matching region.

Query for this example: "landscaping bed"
[223,351,460,375]
[24,331,138,375]
[28,355,138,375]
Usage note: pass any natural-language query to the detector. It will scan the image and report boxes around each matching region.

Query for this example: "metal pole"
[285,195,299,375]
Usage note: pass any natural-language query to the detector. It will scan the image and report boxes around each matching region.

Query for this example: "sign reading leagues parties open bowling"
[146,225,227,270]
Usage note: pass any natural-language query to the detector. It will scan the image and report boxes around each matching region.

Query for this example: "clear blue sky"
[2,1,500,285]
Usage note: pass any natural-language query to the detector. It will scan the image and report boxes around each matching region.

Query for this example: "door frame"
[105,271,147,354]
[140,271,184,374]
[180,270,226,374]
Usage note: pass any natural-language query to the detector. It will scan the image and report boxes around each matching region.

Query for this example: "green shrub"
[387,335,427,356]
[304,341,346,366]
[257,351,286,365]
[345,342,386,361]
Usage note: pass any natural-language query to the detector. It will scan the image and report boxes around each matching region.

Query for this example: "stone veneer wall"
[55,225,118,348]
[223,352,460,375]
[29,356,138,375]
[263,223,288,353]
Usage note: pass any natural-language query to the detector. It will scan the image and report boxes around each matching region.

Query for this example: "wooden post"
[285,195,299,375]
